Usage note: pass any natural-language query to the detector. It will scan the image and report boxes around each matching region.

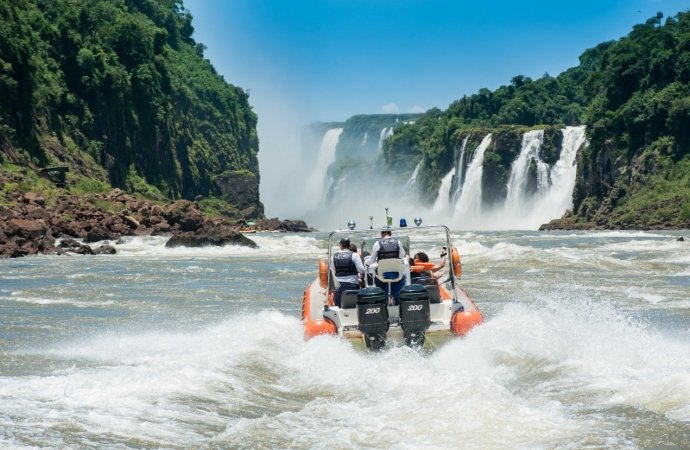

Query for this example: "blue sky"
[184,0,689,123]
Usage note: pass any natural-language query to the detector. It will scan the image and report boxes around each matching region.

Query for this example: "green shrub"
[681,204,690,221]
[72,178,111,195]
[91,199,125,213]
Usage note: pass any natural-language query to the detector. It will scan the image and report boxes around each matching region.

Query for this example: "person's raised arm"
[352,252,365,274]
[366,242,380,266]
[432,255,446,273]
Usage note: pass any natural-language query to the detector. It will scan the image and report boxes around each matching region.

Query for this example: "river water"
[1,231,689,448]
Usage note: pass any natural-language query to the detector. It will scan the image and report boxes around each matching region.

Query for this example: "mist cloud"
[408,105,425,113]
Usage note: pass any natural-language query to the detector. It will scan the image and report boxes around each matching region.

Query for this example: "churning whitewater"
[1,231,689,448]
[295,125,586,232]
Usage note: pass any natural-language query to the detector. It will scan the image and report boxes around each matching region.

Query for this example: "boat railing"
[325,225,456,309]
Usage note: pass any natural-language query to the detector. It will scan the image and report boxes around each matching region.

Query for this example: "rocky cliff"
[0,0,263,219]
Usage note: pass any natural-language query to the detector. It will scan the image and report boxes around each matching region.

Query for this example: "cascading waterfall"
[453,134,492,220]
[450,136,469,205]
[306,128,343,210]
[421,127,587,230]
[505,130,546,208]
[361,131,368,146]
[533,125,587,224]
[432,168,456,215]
[377,127,394,152]
[403,161,422,195]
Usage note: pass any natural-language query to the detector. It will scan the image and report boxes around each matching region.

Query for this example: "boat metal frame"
[325,225,457,307]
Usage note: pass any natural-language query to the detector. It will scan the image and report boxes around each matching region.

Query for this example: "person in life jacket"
[365,230,407,303]
[365,229,406,264]
[412,251,445,280]
[330,237,365,307]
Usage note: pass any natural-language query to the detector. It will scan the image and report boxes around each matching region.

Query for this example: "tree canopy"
[0,0,258,200]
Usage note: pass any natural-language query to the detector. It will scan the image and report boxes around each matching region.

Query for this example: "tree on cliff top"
[0,0,259,202]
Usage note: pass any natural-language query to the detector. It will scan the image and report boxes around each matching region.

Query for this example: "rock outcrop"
[0,185,312,257]
[165,223,258,248]
[214,170,265,219]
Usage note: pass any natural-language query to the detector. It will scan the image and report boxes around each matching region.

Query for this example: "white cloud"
[381,103,400,113]
[407,105,425,113]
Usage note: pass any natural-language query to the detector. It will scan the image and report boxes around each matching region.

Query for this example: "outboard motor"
[356,287,389,351]
[398,284,431,347]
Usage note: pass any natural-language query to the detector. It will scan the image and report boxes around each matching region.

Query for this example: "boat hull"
[302,278,482,346]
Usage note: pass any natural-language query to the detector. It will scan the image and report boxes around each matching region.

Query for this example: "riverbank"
[0,186,314,258]
[540,209,690,231]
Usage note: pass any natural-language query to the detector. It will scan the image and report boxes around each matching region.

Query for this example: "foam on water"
[110,234,324,258]
[2,231,690,447]
[2,295,689,448]
[624,286,666,304]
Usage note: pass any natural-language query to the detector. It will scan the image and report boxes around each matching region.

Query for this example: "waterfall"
[536,126,587,221]
[505,130,545,207]
[432,168,456,215]
[403,161,422,194]
[454,134,492,218]
[450,136,469,205]
[447,127,585,230]
[306,128,343,209]
[361,131,368,146]
[378,127,394,152]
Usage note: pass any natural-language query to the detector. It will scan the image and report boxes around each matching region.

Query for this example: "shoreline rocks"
[539,209,690,231]
[0,188,312,257]
[165,223,258,249]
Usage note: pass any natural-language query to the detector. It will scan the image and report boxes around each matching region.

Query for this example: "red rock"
[5,219,49,239]
[0,241,23,258]
[85,226,120,243]
[23,192,45,205]
[123,215,140,228]
[24,207,51,222]
[0,207,17,221]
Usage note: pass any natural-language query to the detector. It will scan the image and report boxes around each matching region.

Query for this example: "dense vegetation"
[384,11,690,228]
[0,0,259,207]
[334,114,420,160]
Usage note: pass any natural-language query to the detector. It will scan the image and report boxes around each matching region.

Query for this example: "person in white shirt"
[365,230,406,266]
[331,237,365,307]
[365,230,407,302]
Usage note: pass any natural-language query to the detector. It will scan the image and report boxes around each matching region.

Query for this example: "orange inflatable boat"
[302,224,482,350]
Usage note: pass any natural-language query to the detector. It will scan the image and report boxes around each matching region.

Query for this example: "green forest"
[384,11,690,228]
[0,0,259,207]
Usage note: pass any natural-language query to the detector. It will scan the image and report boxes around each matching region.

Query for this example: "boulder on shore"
[0,187,313,257]
[85,226,120,243]
[165,224,258,248]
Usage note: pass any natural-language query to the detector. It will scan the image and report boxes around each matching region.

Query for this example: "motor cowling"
[356,287,389,351]
[398,284,431,347]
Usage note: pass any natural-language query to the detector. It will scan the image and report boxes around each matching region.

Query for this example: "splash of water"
[543,126,587,209]
[453,134,493,222]
[403,161,422,195]
[505,130,546,207]
[450,136,469,205]
[432,168,456,215]
[378,127,394,152]
[305,128,343,210]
